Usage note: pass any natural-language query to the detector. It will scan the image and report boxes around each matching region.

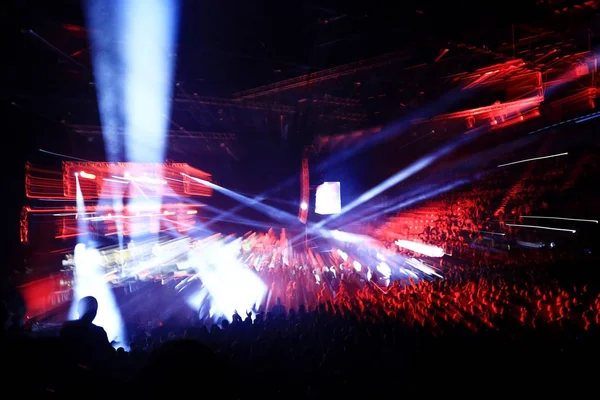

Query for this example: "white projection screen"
[315,182,341,215]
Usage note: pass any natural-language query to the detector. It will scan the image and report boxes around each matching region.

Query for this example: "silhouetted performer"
[60,296,112,366]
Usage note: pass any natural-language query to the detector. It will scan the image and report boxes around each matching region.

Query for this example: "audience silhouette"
[60,296,112,367]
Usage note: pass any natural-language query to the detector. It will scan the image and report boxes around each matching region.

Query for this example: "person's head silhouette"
[78,296,98,324]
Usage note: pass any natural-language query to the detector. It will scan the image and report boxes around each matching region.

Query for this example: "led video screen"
[315,182,341,215]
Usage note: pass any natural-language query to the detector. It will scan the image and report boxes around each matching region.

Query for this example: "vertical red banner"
[298,157,309,224]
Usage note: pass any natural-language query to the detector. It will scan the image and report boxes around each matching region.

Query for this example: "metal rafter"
[232,52,413,99]
[173,96,296,113]
[68,124,236,140]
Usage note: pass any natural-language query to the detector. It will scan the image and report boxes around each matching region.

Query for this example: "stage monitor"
[315,182,341,215]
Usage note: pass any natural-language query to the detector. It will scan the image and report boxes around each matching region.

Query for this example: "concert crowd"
[2,238,599,399]
[2,150,599,399]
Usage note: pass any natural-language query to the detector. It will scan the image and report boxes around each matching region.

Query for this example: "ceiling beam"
[68,124,236,140]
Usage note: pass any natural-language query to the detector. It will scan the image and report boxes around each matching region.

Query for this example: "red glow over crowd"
[4,4,600,397]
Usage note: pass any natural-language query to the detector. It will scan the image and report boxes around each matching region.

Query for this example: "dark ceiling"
[3,0,599,180]
[6,0,600,97]
[1,0,597,187]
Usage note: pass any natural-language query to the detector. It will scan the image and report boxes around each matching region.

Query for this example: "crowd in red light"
[5,144,600,399]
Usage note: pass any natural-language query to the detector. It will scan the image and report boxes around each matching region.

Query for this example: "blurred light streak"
[24,203,196,214]
[75,175,88,240]
[339,131,538,227]
[521,216,598,224]
[545,54,599,99]
[506,223,576,233]
[405,258,443,278]
[516,241,545,248]
[479,230,505,236]
[497,152,568,168]
[575,111,600,124]
[320,89,476,172]
[395,240,445,257]
[529,110,600,135]
[344,179,470,230]
[381,179,470,215]
[327,230,375,244]
[39,149,89,161]
[314,127,483,230]
[183,174,298,224]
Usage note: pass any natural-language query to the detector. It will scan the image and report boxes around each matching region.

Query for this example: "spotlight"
[300,202,308,210]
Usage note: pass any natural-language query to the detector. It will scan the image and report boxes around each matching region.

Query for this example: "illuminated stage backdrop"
[22,162,213,243]
[26,162,212,199]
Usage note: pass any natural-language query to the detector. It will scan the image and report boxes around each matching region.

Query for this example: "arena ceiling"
[4,0,599,159]
[2,0,600,269]
[7,1,600,89]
